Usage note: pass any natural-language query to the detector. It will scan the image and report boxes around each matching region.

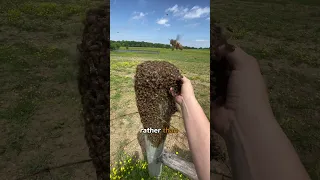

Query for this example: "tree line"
[110,40,209,50]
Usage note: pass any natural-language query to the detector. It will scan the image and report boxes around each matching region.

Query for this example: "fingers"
[169,87,177,97]
[215,44,235,57]
[227,47,249,68]
[180,76,190,84]
[215,44,239,69]
[217,45,258,70]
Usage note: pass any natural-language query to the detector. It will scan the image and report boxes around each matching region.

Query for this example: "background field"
[0,0,104,179]
[110,47,210,179]
[0,0,318,179]
[212,0,320,179]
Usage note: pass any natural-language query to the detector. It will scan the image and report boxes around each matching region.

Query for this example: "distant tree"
[116,43,121,49]
[109,40,198,49]
[110,41,121,50]
[126,46,129,50]
[110,43,116,50]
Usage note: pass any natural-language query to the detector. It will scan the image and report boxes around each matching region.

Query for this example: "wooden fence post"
[144,134,165,178]
[161,150,198,180]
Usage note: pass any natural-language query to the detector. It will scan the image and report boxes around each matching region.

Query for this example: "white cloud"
[156,18,170,27]
[195,39,209,42]
[166,5,188,17]
[184,6,210,19]
[166,4,179,13]
[206,17,210,20]
[165,4,209,20]
[132,11,147,20]
[157,18,168,24]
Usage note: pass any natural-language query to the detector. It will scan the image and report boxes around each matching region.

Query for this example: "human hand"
[170,76,195,105]
[211,46,271,137]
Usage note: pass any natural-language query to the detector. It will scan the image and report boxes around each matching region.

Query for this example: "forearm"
[180,96,210,180]
[224,103,310,180]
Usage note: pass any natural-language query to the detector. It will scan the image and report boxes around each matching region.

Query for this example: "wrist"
[181,95,197,106]
[215,111,236,140]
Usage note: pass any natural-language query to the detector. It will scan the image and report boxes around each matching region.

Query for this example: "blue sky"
[110,0,210,48]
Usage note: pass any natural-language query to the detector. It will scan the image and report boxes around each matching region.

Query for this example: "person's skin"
[170,77,210,180]
[211,45,311,180]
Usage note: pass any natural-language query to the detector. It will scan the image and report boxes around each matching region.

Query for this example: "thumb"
[225,46,259,71]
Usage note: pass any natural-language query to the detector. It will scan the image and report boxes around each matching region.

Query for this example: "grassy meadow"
[110,47,210,179]
[0,0,104,179]
[212,0,320,179]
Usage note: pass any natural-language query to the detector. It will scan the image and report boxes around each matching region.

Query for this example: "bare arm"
[224,86,311,180]
[181,96,210,180]
[212,47,311,180]
[170,77,210,180]
[224,108,311,180]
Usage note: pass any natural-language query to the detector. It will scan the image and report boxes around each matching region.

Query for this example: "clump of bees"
[77,4,109,180]
[211,18,236,103]
[134,61,182,147]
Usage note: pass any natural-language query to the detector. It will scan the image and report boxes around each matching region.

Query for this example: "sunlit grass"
[110,152,189,179]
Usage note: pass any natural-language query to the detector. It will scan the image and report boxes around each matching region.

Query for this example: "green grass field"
[212,0,320,179]
[110,47,210,179]
[0,0,103,179]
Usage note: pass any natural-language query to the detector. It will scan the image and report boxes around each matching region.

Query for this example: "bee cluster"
[210,18,235,162]
[77,4,109,180]
[134,61,182,147]
[210,18,236,104]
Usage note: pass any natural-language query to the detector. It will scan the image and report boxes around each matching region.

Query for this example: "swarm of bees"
[134,61,182,147]
[169,34,183,51]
